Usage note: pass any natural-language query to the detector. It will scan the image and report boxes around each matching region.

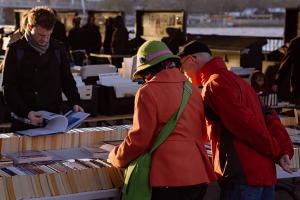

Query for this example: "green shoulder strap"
[150,80,192,153]
[122,80,192,200]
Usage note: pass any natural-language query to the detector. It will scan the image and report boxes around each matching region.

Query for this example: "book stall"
[0,120,298,199]
[0,125,131,200]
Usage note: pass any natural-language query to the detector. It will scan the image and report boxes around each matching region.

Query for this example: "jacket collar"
[197,57,228,86]
[146,68,187,83]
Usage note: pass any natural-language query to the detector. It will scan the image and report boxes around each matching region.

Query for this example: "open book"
[16,110,90,136]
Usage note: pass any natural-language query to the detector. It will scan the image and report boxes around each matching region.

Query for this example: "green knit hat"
[133,40,180,78]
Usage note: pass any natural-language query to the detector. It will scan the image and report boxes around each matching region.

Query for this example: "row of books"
[3,141,119,165]
[0,125,131,154]
[97,73,140,98]
[0,158,123,200]
[0,140,123,200]
[291,147,300,169]
[258,93,278,106]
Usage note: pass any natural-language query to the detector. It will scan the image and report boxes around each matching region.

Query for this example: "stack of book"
[0,158,123,200]
[80,64,117,80]
[0,125,131,154]
[0,155,13,168]
[6,150,53,164]
[97,73,140,98]
[258,93,278,106]
[291,146,300,169]
[0,140,124,199]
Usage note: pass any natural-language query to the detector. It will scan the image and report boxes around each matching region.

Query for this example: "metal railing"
[188,33,284,53]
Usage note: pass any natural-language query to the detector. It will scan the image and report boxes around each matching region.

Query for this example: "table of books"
[0,125,131,200]
[0,125,299,200]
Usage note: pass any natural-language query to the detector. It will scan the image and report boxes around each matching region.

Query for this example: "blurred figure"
[7,12,28,46]
[274,36,300,105]
[81,12,102,54]
[128,26,145,56]
[0,28,4,55]
[68,16,83,50]
[162,27,185,54]
[250,70,272,93]
[51,9,67,46]
[111,15,129,68]
[68,16,87,66]
[103,17,114,54]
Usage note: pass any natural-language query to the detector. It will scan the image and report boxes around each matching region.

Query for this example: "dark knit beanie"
[177,40,212,57]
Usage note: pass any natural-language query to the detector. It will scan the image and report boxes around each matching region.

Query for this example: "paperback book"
[16,110,90,136]
[6,150,53,164]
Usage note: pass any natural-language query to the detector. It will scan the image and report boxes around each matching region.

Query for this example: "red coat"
[109,68,216,186]
[195,57,293,186]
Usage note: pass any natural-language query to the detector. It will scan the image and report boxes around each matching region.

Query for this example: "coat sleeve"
[59,45,81,106]
[2,46,31,117]
[109,88,158,168]
[264,110,294,160]
[197,89,208,144]
[203,80,281,160]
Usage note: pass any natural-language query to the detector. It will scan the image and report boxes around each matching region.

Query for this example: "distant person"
[2,6,83,132]
[68,16,84,50]
[81,12,102,54]
[250,70,272,93]
[68,16,86,66]
[51,9,68,47]
[111,15,129,68]
[274,36,300,105]
[0,27,4,55]
[128,27,146,56]
[103,17,114,54]
[0,27,4,72]
[162,27,185,54]
[178,40,295,200]
[7,12,28,46]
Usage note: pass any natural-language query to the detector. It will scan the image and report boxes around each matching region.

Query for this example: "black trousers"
[151,184,208,200]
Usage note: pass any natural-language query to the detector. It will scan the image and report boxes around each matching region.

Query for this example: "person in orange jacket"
[109,40,216,200]
[177,40,295,200]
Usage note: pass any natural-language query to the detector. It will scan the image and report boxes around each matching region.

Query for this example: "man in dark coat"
[111,15,129,68]
[2,6,83,131]
[51,9,68,47]
[81,12,102,54]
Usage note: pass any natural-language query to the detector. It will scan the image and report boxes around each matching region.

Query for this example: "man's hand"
[28,111,43,126]
[73,105,84,112]
[279,154,297,173]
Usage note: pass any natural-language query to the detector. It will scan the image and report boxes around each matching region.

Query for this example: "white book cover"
[16,110,90,136]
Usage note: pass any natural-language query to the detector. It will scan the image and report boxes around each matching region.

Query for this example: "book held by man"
[16,110,90,136]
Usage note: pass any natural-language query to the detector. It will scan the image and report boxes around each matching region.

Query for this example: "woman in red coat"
[109,40,216,200]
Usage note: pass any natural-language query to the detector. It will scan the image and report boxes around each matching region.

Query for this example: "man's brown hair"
[27,6,56,30]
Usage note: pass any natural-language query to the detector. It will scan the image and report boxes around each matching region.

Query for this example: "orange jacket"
[109,68,216,187]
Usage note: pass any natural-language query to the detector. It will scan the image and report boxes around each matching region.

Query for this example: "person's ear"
[190,55,197,62]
